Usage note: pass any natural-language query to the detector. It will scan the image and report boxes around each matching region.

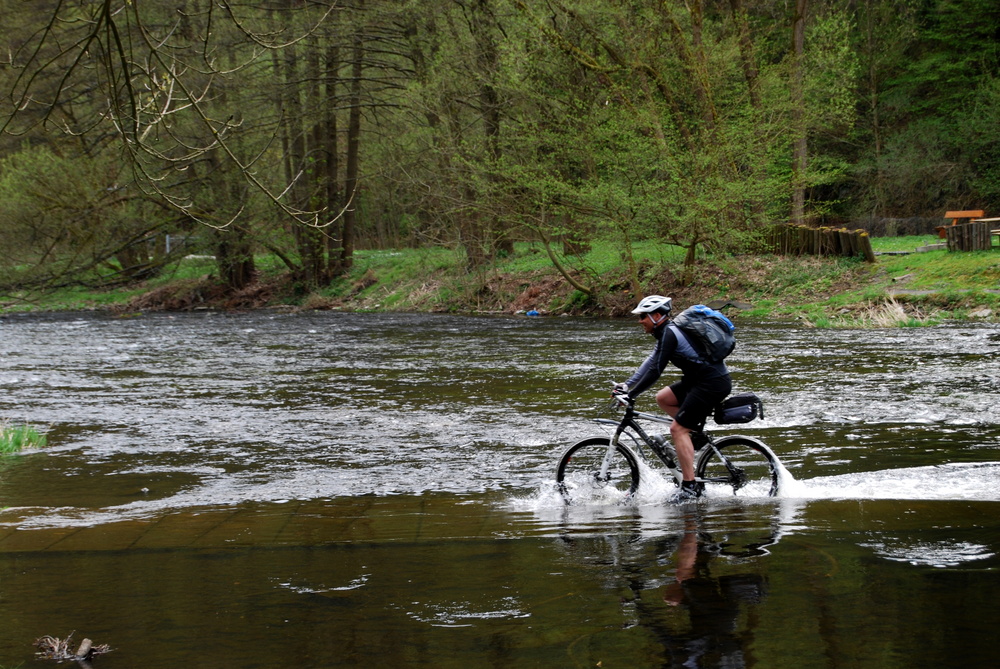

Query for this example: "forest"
[0,0,997,300]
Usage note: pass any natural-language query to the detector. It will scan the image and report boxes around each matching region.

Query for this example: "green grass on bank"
[323,240,691,311]
[3,234,1000,326]
[763,234,1000,325]
[316,234,1000,324]
[0,255,220,313]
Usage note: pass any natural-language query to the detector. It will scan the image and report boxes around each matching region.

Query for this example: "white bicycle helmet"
[631,295,672,315]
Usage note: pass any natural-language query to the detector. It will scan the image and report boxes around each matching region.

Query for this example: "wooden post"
[75,639,93,660]
[859,232,876,263]
[769,224,875,261]
[837,229,850,255]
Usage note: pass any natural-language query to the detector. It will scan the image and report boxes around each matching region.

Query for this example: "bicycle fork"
[595,432,625,482]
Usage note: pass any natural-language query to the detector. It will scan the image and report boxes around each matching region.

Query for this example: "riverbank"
[3,235,1000,326]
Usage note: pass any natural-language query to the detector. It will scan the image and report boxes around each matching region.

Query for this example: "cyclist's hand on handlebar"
[609,383,633,408]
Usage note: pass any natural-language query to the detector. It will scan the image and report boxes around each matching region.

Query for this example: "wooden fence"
[767,224,876,263]
[945,221,992,252]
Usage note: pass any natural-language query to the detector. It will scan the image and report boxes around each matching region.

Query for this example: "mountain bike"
[555,391,781,504]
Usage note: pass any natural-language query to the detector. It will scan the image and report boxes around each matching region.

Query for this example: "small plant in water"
[34,633,111,663]
[0,422,47,454]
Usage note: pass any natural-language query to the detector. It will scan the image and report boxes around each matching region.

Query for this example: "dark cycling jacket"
[624,322,729,399]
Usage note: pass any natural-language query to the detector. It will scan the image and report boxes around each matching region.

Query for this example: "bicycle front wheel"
[555,437,640,504]
[696,436,779,498]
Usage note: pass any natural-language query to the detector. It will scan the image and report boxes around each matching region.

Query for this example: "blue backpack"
[671,305,736,363]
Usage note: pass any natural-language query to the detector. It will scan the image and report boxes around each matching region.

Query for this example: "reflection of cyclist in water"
[652,511,769,667]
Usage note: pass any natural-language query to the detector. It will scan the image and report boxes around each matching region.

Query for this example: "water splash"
[859,540,995,567]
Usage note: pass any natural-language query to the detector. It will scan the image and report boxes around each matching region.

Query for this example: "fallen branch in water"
[34,632,112,663]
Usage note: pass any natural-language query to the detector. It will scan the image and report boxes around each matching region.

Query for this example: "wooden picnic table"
[936,210,986,238]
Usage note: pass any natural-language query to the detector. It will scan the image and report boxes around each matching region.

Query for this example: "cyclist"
[614,295,732,503]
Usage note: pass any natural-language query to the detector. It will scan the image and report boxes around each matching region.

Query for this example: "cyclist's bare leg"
[656,386,696,480]
[656,385,680,417]
[669,423,696,481]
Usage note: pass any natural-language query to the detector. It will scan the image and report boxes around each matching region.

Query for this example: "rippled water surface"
[1,310,999,667]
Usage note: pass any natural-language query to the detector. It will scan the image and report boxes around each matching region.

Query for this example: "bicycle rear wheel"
[695,436,779,498]
[555,437,640,504]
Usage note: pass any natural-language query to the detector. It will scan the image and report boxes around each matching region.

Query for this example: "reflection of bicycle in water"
[556,392,782,503]
[557,505,779,668]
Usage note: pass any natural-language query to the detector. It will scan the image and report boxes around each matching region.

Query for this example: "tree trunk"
[340,5,364,274]
[469,0,511,260]
[729,0,761,108]
[301,37,325,285]
[862,0,886,218]
[215,227,256,290]
[790,0,808,225]
[323,43,342,279]
[271,8,311,284]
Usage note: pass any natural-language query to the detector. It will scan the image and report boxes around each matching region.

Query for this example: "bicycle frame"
[595,395,746,487]
[555,392,781,501]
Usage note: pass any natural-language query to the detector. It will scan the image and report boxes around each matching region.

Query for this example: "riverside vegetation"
[2,2,999,315]
[2,234,998,328]
[0,422,46,455]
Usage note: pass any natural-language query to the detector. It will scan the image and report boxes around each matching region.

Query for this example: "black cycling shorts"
[670,374,732,431]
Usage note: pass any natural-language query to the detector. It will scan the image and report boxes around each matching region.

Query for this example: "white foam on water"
[515,459,1000,522]
[777,462,1000,502]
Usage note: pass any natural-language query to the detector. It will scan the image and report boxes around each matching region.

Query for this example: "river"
[1,310,999,667]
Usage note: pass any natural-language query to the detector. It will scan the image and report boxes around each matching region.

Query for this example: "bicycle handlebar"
[609,390,633,411]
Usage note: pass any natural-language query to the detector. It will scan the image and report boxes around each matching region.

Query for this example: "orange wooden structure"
[936,210,985,238]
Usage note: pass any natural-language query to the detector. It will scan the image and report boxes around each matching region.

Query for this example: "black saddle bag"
[713,392,764,425]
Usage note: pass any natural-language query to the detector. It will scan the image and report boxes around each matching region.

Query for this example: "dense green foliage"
[0,0,997,303]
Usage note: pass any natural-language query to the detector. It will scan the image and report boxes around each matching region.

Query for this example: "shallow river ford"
[1,310,1000,668]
